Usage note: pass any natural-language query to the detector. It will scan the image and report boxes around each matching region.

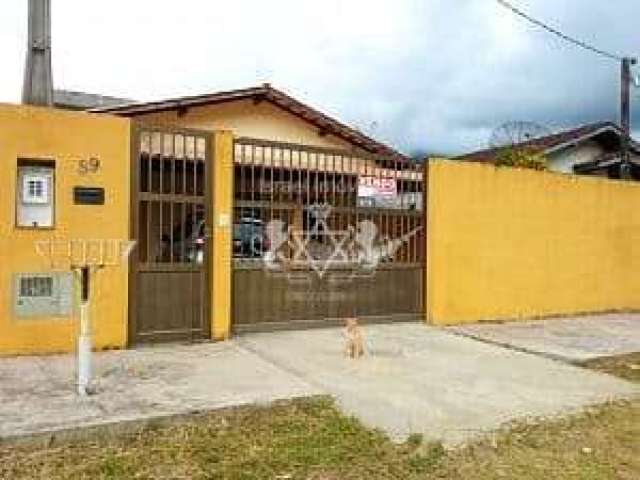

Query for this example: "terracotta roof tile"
[456,122,635,163]
[91,84,408,160]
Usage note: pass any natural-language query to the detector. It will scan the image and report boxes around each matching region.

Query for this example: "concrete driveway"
[1,321,637,447]
[448,313,640,363]
[240,322,638,445]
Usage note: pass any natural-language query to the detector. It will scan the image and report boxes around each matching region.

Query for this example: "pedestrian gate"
[129,128,212,343]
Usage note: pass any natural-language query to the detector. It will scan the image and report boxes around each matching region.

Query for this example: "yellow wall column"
[0,105,131,355]
[210,131,234,340]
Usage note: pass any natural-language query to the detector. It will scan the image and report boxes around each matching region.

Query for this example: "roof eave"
[90,85,409,160]
[543,125,623,156]
[89,86,267,116]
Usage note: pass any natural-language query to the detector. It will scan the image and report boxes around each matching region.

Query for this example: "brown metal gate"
[232,138,426,332]
[130,127,212,343]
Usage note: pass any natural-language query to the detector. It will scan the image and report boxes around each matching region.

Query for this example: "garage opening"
[232,138,425,332]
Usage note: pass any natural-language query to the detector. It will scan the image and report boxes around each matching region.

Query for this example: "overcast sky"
[0,0,638,156]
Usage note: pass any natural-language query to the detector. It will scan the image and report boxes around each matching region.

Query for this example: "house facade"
[93,85,425,340]
[0,85,425,354]
[458,122,640,179]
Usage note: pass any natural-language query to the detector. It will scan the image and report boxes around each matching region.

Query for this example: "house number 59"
[79,157,101,174]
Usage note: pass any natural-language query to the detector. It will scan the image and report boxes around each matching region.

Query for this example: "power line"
[496,0,623,62]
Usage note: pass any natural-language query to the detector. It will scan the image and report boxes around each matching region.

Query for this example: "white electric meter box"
[13,272,73,318]
[17,165,54,228]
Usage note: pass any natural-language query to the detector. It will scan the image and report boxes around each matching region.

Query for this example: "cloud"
[1,0,638,156]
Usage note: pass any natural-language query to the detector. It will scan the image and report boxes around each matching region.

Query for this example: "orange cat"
[344,318,365,359]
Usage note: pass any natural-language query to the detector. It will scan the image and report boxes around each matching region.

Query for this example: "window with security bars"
[19,276,54,298]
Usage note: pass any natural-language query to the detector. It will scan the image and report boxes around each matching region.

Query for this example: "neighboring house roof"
[456,122,640,163]
[54,90,133,111]
[90,84,408,159]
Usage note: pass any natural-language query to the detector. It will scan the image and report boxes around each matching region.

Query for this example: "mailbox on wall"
[73,186,105,205]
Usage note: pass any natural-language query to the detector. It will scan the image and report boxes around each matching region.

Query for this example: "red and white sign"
[358,177,397,198]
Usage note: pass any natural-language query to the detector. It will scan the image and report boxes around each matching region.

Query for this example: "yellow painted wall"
[426,160,640,325]
[0,104,131,355]
[210,131,234,340]
[134,99,369,154]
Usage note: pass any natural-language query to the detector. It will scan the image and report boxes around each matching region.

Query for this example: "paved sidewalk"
[0,342,319,441]
[447,313,640,363]
[1,320,637,447]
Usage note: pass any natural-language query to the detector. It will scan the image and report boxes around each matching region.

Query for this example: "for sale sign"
[358,176,397,198]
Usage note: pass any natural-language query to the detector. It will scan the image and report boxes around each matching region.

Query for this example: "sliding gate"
[233,138,426,332]
[130,128,212,343]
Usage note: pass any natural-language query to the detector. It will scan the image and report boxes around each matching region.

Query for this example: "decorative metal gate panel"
[232,138,426,332]
[130,128,212,343]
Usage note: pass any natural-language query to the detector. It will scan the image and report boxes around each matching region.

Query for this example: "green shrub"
[494,147,547,171]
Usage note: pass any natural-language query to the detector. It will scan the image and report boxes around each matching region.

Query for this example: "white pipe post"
[76,267,92,397]
[77,300,92,396]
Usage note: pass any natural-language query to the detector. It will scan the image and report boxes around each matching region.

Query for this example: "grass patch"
[1,396,638,479]
[0,397,432,480]
[434,400,639,480]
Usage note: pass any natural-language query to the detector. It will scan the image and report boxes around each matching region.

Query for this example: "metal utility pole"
[22,0,53,106]
[620,57,637,172]
[495,1,638,177]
